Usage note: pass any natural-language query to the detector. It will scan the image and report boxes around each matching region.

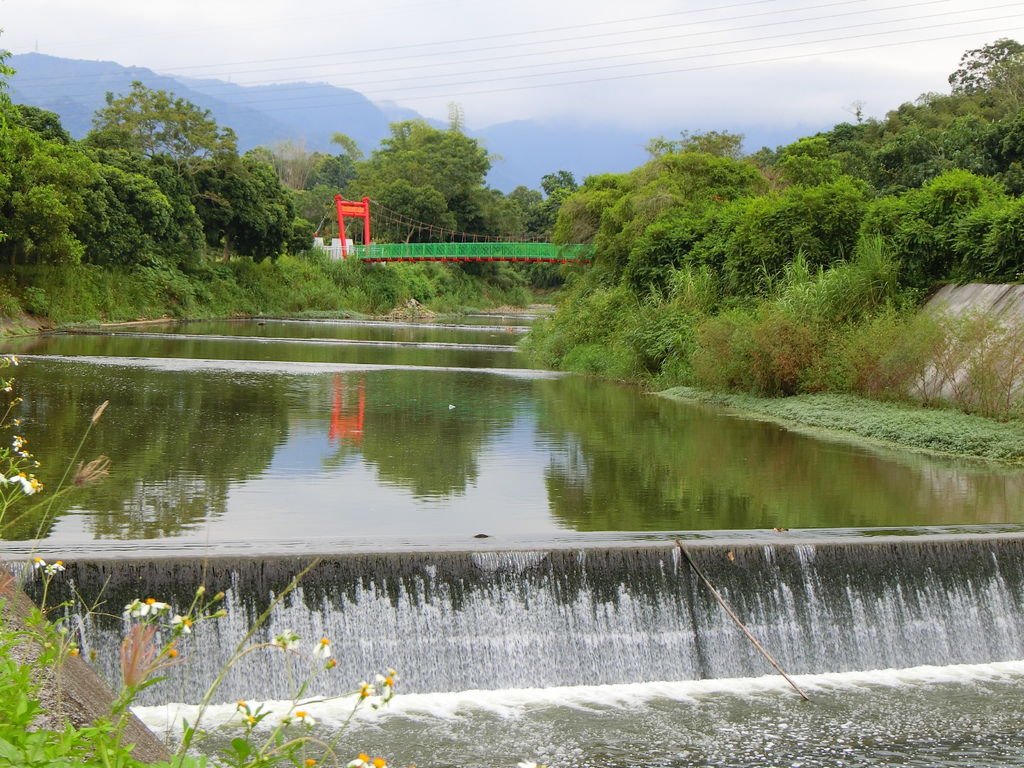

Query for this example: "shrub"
[860,169,1006,287]
[747,309,821,396]
[692,309,757,391]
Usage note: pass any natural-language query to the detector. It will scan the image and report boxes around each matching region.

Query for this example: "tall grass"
[0,254,533,327]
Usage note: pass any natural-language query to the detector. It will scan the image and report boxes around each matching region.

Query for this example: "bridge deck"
[331,242,591,263]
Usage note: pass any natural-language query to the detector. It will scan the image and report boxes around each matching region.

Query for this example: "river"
[5,317,1024,767]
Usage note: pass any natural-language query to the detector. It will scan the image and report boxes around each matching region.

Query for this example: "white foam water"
[135,658,1024,733]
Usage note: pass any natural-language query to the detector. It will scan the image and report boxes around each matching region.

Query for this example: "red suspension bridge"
[313,195,591,264]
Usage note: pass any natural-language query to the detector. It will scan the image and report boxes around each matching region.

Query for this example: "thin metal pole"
[675,540,811,702]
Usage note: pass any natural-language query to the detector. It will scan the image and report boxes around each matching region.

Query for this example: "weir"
[22,534,1024,706]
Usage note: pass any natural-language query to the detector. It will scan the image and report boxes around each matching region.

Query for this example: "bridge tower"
[334,195,372,258]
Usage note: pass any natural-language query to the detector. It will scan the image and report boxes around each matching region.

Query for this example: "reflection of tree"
[12,362,289,540]
[325,371,523,499]
[535,377,1024,531]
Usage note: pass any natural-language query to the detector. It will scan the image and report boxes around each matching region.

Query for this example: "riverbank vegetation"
[661,388,1024,463]
[0,49,569,326]
[524,39,1024,421]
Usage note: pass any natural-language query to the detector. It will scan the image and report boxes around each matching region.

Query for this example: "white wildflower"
[313,636,332,660]
[272,628,300,651]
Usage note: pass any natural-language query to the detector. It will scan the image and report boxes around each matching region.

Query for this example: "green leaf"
[230,737,253,760]
[0,736,23,762]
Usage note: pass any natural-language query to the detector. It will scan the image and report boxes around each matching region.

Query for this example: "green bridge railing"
[346,242,592,263]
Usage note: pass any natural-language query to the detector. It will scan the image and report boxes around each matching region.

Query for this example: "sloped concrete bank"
[926,283,1024,321]
[1,576,171,762]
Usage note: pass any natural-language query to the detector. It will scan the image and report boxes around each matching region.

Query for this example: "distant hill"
[7,53,390,153]
[7,52,817,191]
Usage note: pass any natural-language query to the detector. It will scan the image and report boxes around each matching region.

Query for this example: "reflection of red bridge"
[329,376,365,445]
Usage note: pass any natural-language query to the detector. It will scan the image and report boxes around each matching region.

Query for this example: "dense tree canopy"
[528,39,1024,412]
[2,38,1023,304]
[88,82,237,171]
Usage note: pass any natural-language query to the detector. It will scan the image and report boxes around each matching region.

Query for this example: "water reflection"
[329,376,364,445]
[535,376,1024,531]
[3,324,1024,547]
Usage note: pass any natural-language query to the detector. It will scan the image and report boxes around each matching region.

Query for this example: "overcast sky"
[3,0,1024,133]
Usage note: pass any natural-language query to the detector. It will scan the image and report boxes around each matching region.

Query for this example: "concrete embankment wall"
[1,576,170,761]
[926,283,1024,321]
[920,283,1024,405]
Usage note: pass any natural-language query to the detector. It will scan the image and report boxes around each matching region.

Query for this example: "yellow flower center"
[296,710,308,719]
[145,597,156,605]
[305,760,317,767]
[372,758,387,768]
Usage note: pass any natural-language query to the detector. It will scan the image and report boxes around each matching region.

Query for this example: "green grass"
[661,387,1024,463]
[0,254,535,330]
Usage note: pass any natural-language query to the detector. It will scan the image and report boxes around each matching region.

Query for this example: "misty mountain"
[7,52,817,191]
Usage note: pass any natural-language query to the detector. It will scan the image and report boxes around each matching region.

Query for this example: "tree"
[266,139,318,190]
[645,130,745,159]
[14,105,71,144]
[329,132,364,163]
[778,137,843,186]
[75,164,174,267]
[351,120,492,236]
[193,154,294,261]
[541,170,578,199]
[948,38,1024,108]
[0,46,13,246]
[88,82,237,173]
[447,102,466,133]
[523,170,579,237]
[0,125,96,266]
[370,179,456,242]
[860,169,1005,287]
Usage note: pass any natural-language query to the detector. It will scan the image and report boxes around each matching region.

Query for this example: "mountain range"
[7,52,817,191]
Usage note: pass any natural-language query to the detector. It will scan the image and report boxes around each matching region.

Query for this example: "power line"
[7,9,1020,129]
[367,24,1024,105]
[203,22,1024,115]
[99,0,785,74]
[67,12,1022,114]
[207,2,1015,95]
[10,0,868,87]
[9,0,969,106]
[138,0,960,92]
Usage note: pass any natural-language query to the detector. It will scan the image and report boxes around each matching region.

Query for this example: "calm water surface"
[3,319,1022,550]
[90,318,528,344]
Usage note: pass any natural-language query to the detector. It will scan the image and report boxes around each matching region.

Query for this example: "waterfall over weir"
[27,535,1024,705]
